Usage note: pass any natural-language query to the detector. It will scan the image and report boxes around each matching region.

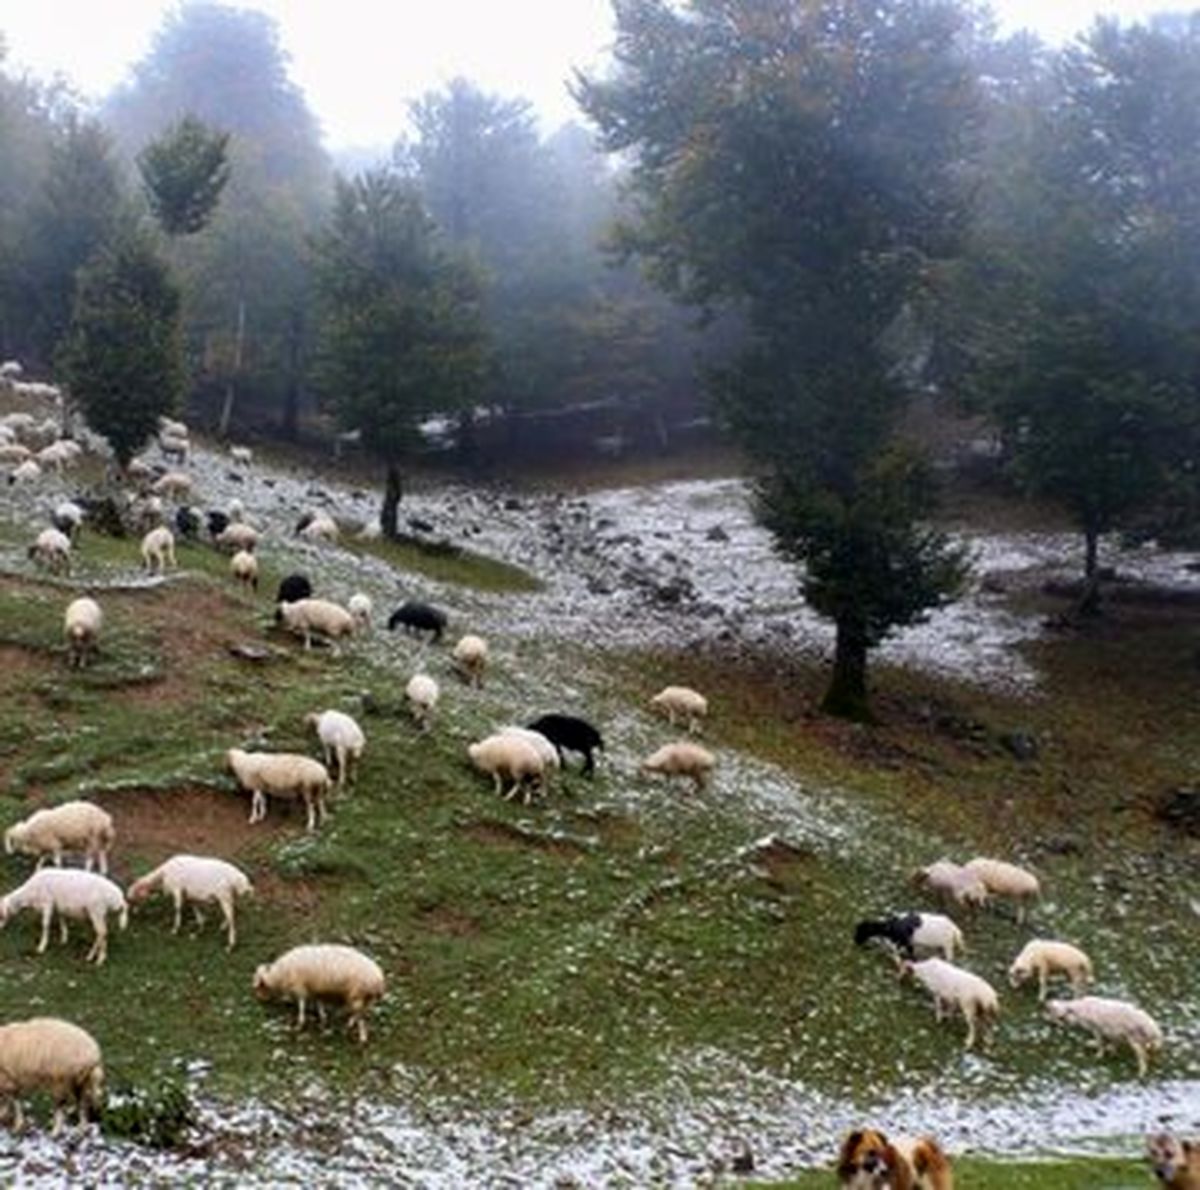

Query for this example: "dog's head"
[1147,1133,1196,1183]
[837,1129,908,1188]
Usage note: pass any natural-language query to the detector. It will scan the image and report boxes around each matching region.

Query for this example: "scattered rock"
[730,1143,755,1174]
[227,643,273,663]
[1156,787,1200,837]
[999,731,1039,762]
[226,471,244,483]
[503,497,522,511]
[1040,835,1081,856]
[408,517,434,534]
[706,524,730,542]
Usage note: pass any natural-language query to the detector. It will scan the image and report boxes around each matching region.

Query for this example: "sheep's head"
[302,712,321,733]
[252,966,273,1000]
[3,824,23,855]
[1008,961,1031,989]
[896,959,915,984]
[1044,1000,1073,1024]
[127,878,153,905]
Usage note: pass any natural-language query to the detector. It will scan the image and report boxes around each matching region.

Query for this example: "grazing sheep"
[640,741,715,793]
[0,1018,104,1135]
[0,360,21,379]
[51,501,84,540]
[1008,940,1093,1001]
[650,685,708,733]
[215,522,259,554]
[128,855,253,949]
[150,471,192,501]
[275,573,313,604]
[63,597,103,669]
[230,549,259,592]
[5,801,114,875]
[526,714,605,776]
[130,493,165,534]
[911,861,989,910]
[386,600,447,642]
[206,509,230,539]
[1045,996,1163,1077]
[9,459,41,485]
[36,440,79,473]
[158,434,189,464]
[899,957,999,1050]
[174,505,202,540]
[275,598,355,651]
[253,943,385,1044]
[1146,1133,1200,1189]
[348,592,372,630]
[467,734,544,803]
[405,673,439,731]
[297,511,339,543]
[854,912,964,962]
[963,857,1040,923]
[497,727,560,780]
[27,527,71,574]
[230,444,253,467]
[451,633,489,687]
[140,525,176,574]
[0,868,127,965]
[303,710,365,791]
[0,443,32,464]
[226,748,331,831]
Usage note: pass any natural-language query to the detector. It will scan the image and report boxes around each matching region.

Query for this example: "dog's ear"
[836,1131,863,1176]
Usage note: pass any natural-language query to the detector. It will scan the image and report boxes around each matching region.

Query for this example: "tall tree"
[578,0,978,718]
[138,115,231,236]
[313,170,488,537]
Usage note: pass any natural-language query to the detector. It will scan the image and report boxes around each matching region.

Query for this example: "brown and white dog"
[1148,1134,1200,1189]
[836,1128,954,1190]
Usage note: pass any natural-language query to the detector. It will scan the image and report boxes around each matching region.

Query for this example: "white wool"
[227,748,330,831]
[468,733,544,802]
[304,710,366,790]
[0,868,128,966]
[641,741,715,791]
[277,598,355,650]
[140,525,176,573]
[1009,939,1093,998]
[10,458,41,484]
[347,592,372,628]
[452,634,489,687]
[0,1017,104,1135]
[963,857,1040,922]
[910,913,965,960]
[52,501,84,535]
[4,800,114,874]
[405,673,440,730]
[254,944,385,1044]
[36,441,76,472]
[230,445,253,466]
[904,957,999,1049]
[216,521,259,553]
[151,471,192,499]
[496,727,560,771]
[1046,995,1163,1076]
[63,598,103,669]
[0,443,31,464]
[650,685,709,732]
[230,549,259,590]
[129,855,253,950]
[30,527,71,573]
[913,860,989,909]
[157,416,189,438]
[299,512,339,543]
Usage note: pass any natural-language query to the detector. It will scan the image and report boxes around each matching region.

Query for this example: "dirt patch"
[462,819,590,859]
[417,904,481,936]
[252,871,324,915]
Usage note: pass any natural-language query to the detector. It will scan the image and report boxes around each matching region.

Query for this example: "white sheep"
[129,855,253,949]
[4,801,114,874]
[276,598,355,651]
[51,501,84,539]
[230,444,253,467]
[28,527,71,574]
[912,860,989,910]
[497,726,560,782]
[0,868,128,965]
[230,549,259,592]
[468,733,544,803]
[0,443,32,464]
[303,709,366,791]
[253,943,385,1044]
[157,416,189,439]
[36,440,77,473]
[899,957,1000,1050]
[9,458,41,484]
[452,634,489,687]
[150,471,192,501]
[650,685,708,733]
[0,1017,104,1134]
[299,512,339,544]
[0,360,21,380]
[405,673,439,732]
[140,525,176,574]
[215,522,259,553]
[963,857,1041,923]
[348,592,373,630]
[1046,996,1163,1077]
[226,748,331,831]
[63,597,103,669]
[640,741,715,793]
[1009,940,1094,1001]
[158,433,189,464]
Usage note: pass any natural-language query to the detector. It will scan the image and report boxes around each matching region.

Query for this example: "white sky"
[0,1,1191,149]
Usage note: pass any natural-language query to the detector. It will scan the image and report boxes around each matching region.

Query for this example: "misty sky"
[1,1,1190,148]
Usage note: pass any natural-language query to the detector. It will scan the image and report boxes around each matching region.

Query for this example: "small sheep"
[963,857,1040,923]
[0,360,21,379]
[452,634,489,687]
[230,444,253,466]
[230,549,259,592]
[0,868,128,965]
[405,673,439,731]
[140,525,176,574]
[129,855,253,949]
[297,511,339,543]
[27,527,71,574]
[215,522,259,554]
[912,860,989,910]
[650,685,708,733]
[5,801,114,874]
[1008,940,1093,1001]
[1046,996,1163,1077]
[386,600,447,642]
[63,597,103,669]
[157,416,189,439]
[226,748,331,831]
[9,459,41,485]
[348,592,372,630]
[899,957,1000,1050]
[641,741,715,793]
[151,470,192,501]
[36,441,76,473]
[303,709,365,791]
[854,912,965,961]
[253,943,385,1044]
[51,501,84,539]
[527,714,605,776]
[468,733,544,803]
[275,598,355,651]
[0,1017,104,1134]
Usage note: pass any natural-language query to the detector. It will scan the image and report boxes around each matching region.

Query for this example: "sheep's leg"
[295,997,307,1031]
[192,905,206,929]
[38,907,53,954]
[964,1009,977,1050]
[336,748,346,792]
[89,918,107,965]
[51,1102,65,1137]
[58,916,69,945]
[172,891,184,933]
[315,1002,328,1028]
[1132,1041,1148,1078]
[218,895,236,949]
[1038,970,1048,1002]
[11,1099,23,1133]
[98,848,108,877]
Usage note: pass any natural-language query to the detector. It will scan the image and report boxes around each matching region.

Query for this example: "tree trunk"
[381,461,402,540]
[218,297,246,439]
[280,309,302,441]
[1076,525,1103,617]
[821,619,874,722]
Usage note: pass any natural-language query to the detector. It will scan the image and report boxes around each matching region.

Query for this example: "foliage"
[101,1076,194,1148]
[138,115,231,236]
[59,223,184,466]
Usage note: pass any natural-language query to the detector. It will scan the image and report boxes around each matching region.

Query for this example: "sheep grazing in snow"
[226,748,331,831]
[140,525,176,574]
[51,501,84,540]
[526,714,605,776]
[5,800,114,875]
[215,522,259,554]
[175,505,202,540]
[899,957,1000,1050]
[911,860,989,911]
[497,727,560,783]
[275,598,355,651]
[253,943,385,1044]
[348,592,372,630]
[0,1017,104,1135]
[1146,1133,1200,1189]
[9,458,41,485]
[1046,996,1163,1077]
[303,709,366,791]
[854,912,965,962]
[641,741,715,793]
[1008,940,1093,1001]
[405,673,439,732]
[36,440,79,472]
[229,444,253,467]
[386,600,447,642]
[27,527,71,574]
[0,443,32,465]
[230,549,259,592]
[296,511,339,543]
[0,868,128,965]
[962,857,1040,923]
[150,470,192,501]
[452,633,489,687]
[129,855,253,949]
[63,597,103,669]
[650,685,708,733]
[468,733,545,803]
[275,573,313,604]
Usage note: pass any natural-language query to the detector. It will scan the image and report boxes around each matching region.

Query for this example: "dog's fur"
[836,1129,953,1190]
[1148,1134,1200,1189]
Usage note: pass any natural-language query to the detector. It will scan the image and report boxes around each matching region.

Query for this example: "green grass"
[346,532,541,593]
[760,1156,1147,1187]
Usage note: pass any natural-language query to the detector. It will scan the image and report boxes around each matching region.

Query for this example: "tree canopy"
[138,115,231,236]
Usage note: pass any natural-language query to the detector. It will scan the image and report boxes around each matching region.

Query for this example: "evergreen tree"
[138,115,231,236]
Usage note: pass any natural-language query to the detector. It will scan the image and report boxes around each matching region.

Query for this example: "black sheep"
[276,573,313,605]
[386,601,447,642]
[206,510,230,539]
[853,914,923,959]
[526,714,605,776]
[175,506,202,540]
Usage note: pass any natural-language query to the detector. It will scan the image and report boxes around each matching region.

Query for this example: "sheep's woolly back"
[641,741,715,775]
[1010,939,1091,978]
[497,727,560,769]
[651,686,708,715]
[130,855,252,903]
[254,944,385,1002]
[306,710,365,752]
[64,598,102,641]
[0,1018,102,1092]
[1,867,127,923]
[964,857,1040,897]
[405,674,439,708]
[5,801,113,858]
[908,958,999,1013]
[1047,996,1162,1045]
[453,634,488,663]
[277,599,355,639]
[468,734,543,779]
[226,749,330,794]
